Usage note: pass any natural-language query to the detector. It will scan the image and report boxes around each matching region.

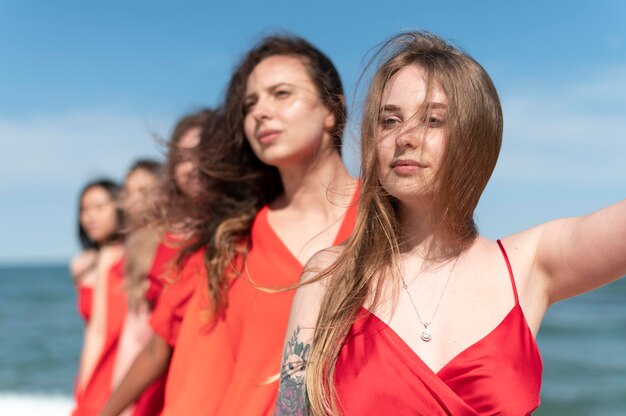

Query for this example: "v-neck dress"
[162,191,358,416]
[334,240,543,416]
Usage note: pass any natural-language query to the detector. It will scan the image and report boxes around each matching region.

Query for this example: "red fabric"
[77,285,93,322]
[72,258,127,416]
[162,189,358,416]
[149,248,204,347]
[160,268,233,416]
[145,234,180,308]
[131,235,182,416]
[334,240,543,416]
[132,375,166,416]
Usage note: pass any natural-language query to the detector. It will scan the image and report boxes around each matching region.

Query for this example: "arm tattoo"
[275,326,311,416]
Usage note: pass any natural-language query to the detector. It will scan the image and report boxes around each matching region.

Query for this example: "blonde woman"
[276,31,626,415]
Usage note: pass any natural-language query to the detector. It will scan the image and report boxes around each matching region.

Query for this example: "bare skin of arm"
[76,245,122,391]
[496,198,626,334]
[275,249,338,416]
[99,333,172,416]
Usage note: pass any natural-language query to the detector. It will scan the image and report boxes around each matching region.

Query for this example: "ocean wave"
[0,393,73,416]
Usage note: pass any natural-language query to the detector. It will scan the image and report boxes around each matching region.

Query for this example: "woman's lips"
[390,159,426,174]
[257,129,280,144]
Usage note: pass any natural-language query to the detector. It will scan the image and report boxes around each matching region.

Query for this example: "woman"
[275,31,626,415]
[111,159,162,416]
[160,35,358,416]
[71,179,125,416]
[101,109,221,416]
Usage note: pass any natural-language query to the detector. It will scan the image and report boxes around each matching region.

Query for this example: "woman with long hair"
[110,159,162,416]
[71,179,125,416]
[101,109,220,416]
[160,35,358,416]
[275,31,626,415]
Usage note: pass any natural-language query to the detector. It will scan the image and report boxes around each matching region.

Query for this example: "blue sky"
[0,1,625,263]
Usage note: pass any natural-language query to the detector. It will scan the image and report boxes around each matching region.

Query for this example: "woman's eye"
[380,116,401,129]
[275,89,290,98]
[427,114,445,127]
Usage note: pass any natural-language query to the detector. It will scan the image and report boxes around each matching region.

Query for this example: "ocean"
[0,264,624,416]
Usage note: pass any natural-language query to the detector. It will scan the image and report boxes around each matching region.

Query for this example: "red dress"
[73,258,127,416]
[131,235,182,416]
[77,285,93,322]
[162,189,359,416]
[148,247,205,347]
[334,240,543,415]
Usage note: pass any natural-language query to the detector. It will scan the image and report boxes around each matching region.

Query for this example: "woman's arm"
[275,250,336,416]
[517,198,626,305]
[99,333,172,416]
[111,301,154,390]
[77,246,121,390]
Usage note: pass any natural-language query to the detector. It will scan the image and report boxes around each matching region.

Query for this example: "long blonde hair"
[305,31,503,415]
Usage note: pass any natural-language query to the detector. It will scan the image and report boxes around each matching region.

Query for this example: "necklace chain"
[400,257,458,342]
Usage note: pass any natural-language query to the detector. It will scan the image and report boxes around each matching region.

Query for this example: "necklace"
[400,258,458,342]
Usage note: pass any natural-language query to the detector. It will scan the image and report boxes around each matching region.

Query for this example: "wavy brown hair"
[158,110,217,227]
[122,160,163,310]
[186,34,348,318]
[140,109,223,288]
[304,31,503,415]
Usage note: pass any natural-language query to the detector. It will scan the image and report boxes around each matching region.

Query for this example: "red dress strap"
[496,240,519,305]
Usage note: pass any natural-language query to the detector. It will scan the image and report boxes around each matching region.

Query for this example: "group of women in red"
[71,31,626,415]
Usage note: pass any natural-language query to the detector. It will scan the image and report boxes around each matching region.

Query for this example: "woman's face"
[80,186,119,244]
[376,64,448,202]
[243,55,336,168]
[124,168,158,222]
[174,127,202,199]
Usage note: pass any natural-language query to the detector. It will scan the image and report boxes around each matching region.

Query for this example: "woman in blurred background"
[101,109,222,416]
[71,179,124,416]
[111,159,162,416]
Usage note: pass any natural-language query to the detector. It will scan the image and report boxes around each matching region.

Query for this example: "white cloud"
[494,65,626,186]
[0,109,174,192]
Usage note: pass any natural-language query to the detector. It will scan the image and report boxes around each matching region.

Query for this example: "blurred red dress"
[72,258,126,416]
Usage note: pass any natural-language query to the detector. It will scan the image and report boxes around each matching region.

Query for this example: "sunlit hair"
[188,34,347,318]
[137,109,223,292]
[122,159,163,310]
[158,110,216,227]
[77,179,123,250]
[304,31,503,415]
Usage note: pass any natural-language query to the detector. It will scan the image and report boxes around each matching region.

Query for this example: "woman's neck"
[273,148,354,216]
[396,199,441,258]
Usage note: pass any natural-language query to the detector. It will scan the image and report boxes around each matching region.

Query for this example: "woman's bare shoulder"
[70,250,97,284]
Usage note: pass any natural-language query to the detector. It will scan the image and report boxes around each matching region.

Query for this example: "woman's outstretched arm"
[511,198,626,306]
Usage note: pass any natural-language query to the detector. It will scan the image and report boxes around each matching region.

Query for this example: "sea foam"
[0,393,73,416]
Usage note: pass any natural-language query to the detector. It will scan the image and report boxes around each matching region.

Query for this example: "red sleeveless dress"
[334,241,543,415]
[73,258,127,416]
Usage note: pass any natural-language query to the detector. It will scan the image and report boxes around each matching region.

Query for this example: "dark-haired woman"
[71,179,125,416]
[161,35,358,416]
[276,31,626,415]
[101,110,220,416]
